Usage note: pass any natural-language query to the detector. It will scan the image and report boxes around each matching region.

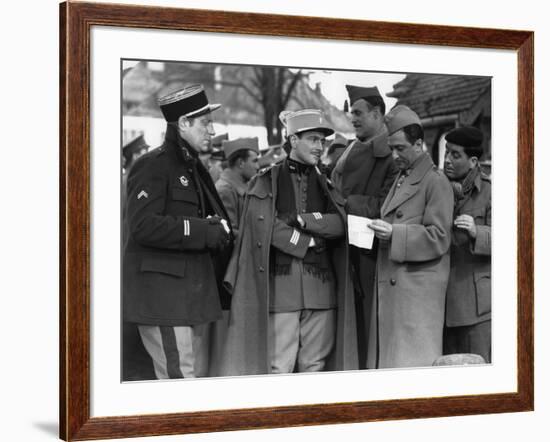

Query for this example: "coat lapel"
[381,153,434,217]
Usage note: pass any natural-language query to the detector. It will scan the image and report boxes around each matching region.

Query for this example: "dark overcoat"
[123,126,231,326]
[219,164,358,375]
[331,131,399,366]
[446,172,491,327]
[367,153,454,369]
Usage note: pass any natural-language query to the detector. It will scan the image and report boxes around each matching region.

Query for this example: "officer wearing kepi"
[123,84,233,379]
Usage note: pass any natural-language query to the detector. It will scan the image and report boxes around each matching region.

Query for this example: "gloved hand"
[206,217,231,251]
[282,212,306,229]
[312,237,327,253]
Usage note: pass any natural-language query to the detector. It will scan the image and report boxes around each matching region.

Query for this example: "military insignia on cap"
[179,176,189,187]
[137,190,148,200]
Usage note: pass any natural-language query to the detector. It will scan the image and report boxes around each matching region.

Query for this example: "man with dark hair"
[216,137,260,239]
[367,105,454,368]
[443,126,491,363]
[123,84,233,379]
[208,133,228,183]
[220,109,358,376]
[331,85,398,368]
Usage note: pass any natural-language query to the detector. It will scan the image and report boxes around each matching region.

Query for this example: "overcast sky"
[122,60,406,111]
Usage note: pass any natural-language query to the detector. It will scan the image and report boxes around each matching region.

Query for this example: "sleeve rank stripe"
[290,229,300,245]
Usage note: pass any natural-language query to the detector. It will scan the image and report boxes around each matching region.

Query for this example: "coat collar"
[163,124,199,163]
[371,126,391,158]
[219,168,248,196]
[381,152,435,216]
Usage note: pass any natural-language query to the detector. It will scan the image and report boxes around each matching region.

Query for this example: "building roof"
[387,74,491,119]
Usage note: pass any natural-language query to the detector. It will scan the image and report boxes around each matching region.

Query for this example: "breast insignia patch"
[137,190,148,200]
[179,176,189,187]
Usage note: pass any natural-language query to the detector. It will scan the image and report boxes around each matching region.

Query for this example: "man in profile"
[123,84,232,379]
[443,126,491,363]
[331,85,398,368]
[215,137,260,238]
[368,105,453,368]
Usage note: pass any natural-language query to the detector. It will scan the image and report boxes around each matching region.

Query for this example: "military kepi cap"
[384,105,422,135]
[223,137,259,160]
[445,126,483,148]
[158,84,221,122]
[346,85,382,106]
[285,109,334,137]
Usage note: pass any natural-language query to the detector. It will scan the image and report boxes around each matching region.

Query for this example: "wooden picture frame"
[60,1,534,440]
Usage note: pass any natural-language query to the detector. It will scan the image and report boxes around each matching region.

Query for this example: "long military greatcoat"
[367,153,454,369]
[219,164,358,376]
[330,130,399,367]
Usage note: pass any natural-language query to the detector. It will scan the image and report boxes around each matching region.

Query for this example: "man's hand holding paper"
[347,214,375,249]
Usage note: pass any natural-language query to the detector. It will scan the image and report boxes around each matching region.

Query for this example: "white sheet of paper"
[347,214,375,250]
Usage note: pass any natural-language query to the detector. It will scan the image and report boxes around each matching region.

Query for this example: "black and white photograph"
[121,60,492,382]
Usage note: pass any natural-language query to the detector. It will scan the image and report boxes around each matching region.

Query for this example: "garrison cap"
[158,84,221,122]
[223,137,259,160]
[285,109,334,137]
[345,85,382,106]
[384,105,422,135]
[445,126,483,148]
[122,134,148,158]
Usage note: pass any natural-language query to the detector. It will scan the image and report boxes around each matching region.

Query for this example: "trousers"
[138,323,210,379]
[269,309,335,373]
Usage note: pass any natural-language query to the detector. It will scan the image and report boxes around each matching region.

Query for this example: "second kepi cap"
[285,109,334,137]
[158,84,221,122]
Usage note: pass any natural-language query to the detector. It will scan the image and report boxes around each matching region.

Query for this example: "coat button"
[390,278,396,286]
[268,192,273,198]
[259,266,265,272]
[258,215,264,220]
[396,210,403,219]
[257,241,262,248]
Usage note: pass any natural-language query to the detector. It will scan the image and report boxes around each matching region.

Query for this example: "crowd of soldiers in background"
[121,83,491,381]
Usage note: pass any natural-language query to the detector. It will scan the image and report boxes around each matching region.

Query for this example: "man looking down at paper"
[367,105,454,369]
[220,109,358,375]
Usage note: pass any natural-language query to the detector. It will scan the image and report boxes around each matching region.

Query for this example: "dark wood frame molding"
[60,1,534,440]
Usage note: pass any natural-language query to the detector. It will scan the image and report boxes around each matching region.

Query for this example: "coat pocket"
[172,187,199,205]
[474,271,491,316]
[140,255,186,278]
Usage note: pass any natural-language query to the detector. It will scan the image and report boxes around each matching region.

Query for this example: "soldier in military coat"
[220,109,358,375]
[215,137,260,239]
[123,84,233,379]
[368,106,454,369]
[331,85,399,368]
[443,127,492,363]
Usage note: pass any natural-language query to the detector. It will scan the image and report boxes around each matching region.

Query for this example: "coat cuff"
[180,217,209,250]
[390,224,407,263]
